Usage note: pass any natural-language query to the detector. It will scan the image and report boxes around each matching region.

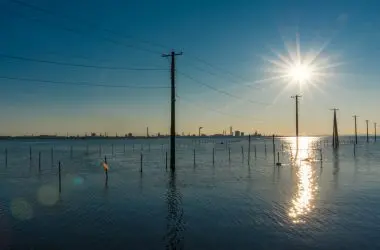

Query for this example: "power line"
[0,76,169,89]
[177,71,270,106]
[0,54,166,71]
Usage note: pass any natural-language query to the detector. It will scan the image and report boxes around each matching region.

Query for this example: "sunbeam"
[262,33,343,95]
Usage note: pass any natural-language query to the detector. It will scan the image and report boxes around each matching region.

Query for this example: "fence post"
[241,146,244,162]
[228,147,231,163]
[165,151,168,170]
[140,153,143,173]
[272,134,275,165]
[212,147,215,165]
[58,161,62,193]
[248,135,251,165]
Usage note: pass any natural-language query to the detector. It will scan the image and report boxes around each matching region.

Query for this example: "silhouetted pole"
[58,161,62,193]
[193,148,195,166]
[248,135,251,165]
[165,151,168,170]
[140,153,143,173]
[29,146,32,161]
[353,115,358,144]
[272,134,275,165]
[213,147,215,165]
[330,108,339,149]
[241,146,244,162]
[366,120,369,143]
[162,51,183,171]
[375,122,377,142]
[228,147,231,163]
[291,95,302,138]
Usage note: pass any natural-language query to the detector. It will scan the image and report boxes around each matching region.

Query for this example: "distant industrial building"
[235,131,241,137]
[241,132,245,136]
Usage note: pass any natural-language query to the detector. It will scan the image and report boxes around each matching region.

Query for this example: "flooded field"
[0,136,380,249]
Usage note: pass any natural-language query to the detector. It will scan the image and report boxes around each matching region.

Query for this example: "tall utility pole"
[330,108,339,149]
[375,122,377,142]
[199,127,203,137]
[366,120,369,143]
[353,115,358,144]
[291,95,302,138]
[162,51,182,171]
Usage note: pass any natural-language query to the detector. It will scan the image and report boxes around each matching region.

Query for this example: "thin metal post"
[29,146,32,161]
[58,161,62,193]
[241,146,244,162]
[212,147,215,165]
[140,153,143,173]
[165,151,168,170]
[248,135,251,165]
[193,148,195,166]
[228,147,231,163]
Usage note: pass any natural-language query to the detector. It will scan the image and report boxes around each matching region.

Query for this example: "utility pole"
[353,115,358,144]
[330,108,339,149]
[375,122,377,142]
[366,120,369,143]
[162,51,182,171]
[146,127,149,138]
[291,95,302,138]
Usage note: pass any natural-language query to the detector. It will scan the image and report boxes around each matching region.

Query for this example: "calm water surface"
[0,136,380,249]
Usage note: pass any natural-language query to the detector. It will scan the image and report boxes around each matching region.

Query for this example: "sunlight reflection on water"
[288,137,319,224]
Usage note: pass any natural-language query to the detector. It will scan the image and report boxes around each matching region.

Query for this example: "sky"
[1,0,380,136]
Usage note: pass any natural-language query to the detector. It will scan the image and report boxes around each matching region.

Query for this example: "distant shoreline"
[0,135,274,140]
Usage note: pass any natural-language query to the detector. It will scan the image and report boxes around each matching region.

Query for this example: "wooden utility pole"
[291,95,302,138]
[366,120,369,143]
[353,115,358,144]
[162,51,182,171]
[330,108,339,149]
[375,122,377,142]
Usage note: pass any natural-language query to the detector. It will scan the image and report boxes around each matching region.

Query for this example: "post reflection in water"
[164,171,185,250]
[288,137,319,224]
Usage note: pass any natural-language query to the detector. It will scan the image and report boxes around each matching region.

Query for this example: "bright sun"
[289,63,313,83]
[260,33,342,97]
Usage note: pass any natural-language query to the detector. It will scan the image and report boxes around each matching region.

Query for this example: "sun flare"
[289,63,313,83]
[261,33,343,98]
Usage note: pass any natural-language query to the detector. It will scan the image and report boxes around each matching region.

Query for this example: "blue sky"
[1,0,380,136]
